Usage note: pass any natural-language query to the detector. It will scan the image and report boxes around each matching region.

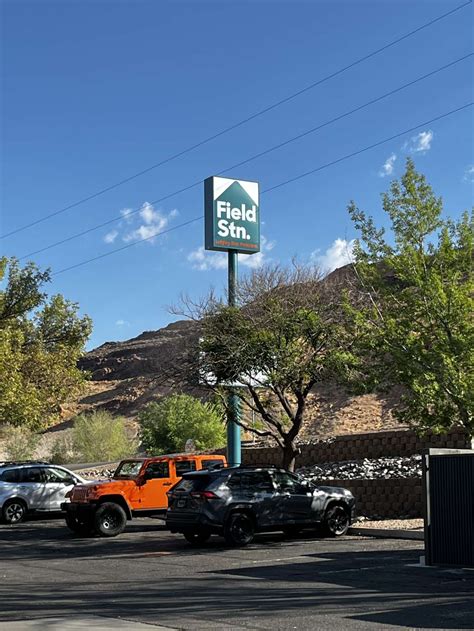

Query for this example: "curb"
[348,527,424,540]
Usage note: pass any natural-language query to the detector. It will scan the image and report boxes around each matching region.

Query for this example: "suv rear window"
[227,471,273,491]
[0,468,20,483]
[173,475,211,493]
[20,468,43,483]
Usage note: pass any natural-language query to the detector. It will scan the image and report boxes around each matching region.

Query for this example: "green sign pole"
[227,250,241,467]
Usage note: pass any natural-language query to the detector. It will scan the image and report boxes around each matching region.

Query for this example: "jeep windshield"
[113,460,143,478]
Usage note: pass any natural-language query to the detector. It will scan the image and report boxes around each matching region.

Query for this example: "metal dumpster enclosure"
[423,448,474,567]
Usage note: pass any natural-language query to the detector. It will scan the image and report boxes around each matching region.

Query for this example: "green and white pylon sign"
[204,176,260,467]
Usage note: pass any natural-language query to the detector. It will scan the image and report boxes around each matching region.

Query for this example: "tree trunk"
[282,442,298,472]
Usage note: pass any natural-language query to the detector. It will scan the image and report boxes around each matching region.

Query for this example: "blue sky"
[1,0,473,350]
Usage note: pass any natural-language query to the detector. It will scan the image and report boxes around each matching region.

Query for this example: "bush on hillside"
[2,425,40,461]
[72,411,138,462]
[138,394,225,455]
[49,434,76,464]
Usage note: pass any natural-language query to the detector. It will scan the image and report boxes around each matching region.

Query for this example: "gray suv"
[0,462,85,524]
[166,466,355,546]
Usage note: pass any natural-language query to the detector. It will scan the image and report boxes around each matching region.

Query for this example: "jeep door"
[272,471,315,524]
[137,461,173,510]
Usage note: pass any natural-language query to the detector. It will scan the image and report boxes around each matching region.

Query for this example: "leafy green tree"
[186,264,358,471]
[72,411,138,462]
[0,257,92,430]
[138,394,226,455]
[348,158,473,435]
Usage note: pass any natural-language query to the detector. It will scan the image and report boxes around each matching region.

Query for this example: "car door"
[18,467,48,510]
[42,467,78,510]
[272,471,314,525]
[137,460,173,510]
[229,471,277,527]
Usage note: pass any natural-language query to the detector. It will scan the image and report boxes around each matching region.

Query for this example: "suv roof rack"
[0,460,50,467]
[236,464,283,469]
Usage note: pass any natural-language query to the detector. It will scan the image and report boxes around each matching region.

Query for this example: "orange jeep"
[62,453,226,537]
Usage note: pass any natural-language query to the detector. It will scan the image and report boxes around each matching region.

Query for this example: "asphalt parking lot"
[0,517,473,631]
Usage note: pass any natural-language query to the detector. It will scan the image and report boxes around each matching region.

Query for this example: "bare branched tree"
[172,261,359,471]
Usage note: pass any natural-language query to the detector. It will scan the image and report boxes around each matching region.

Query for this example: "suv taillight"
[190,491,218,500]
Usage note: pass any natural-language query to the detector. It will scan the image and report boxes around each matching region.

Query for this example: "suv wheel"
[2,499,27,524]
[65,514,94,537]
[183,530,211,545]
[224,512,255,546]
[94,502,127,537]
[323,505,350,537]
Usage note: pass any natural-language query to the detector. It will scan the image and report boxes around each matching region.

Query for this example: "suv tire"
[322,505,350,537]
[224,512,255,546]
[2,499,27,524]
[94,502,127,537]
[65,513,94,537]
[183,530,211,545]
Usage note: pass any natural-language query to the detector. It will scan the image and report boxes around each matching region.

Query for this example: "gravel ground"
[353,518,423,530]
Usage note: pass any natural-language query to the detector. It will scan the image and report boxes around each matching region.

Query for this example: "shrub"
[3,425,40,461]
[49,434,76,464]
[72,410,138,462]
[138,394,225,455]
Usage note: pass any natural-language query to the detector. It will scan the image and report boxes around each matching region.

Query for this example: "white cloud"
[188,236,275,271]
[115,319,130,327]
[405,130,433,154]
[104,202,177,245]
[123,202,168,243]
[311,238,355,274]
[187,247,227,271]
[463,165,474,182]
[104,230,118,244]
[379,153,396,177]
[239,236,275,269]
[120,208,134,223]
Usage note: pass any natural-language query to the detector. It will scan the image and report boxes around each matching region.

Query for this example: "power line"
[20,53,472,261]
[2,0,471,241]
[52,101,473,277]
[52,216,203,276]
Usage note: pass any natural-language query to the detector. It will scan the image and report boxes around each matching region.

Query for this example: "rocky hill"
[66,264,405,440]
[75,319,205,418]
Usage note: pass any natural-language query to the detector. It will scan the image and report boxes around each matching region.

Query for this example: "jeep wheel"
[224,512,255,547]
[2,499,27,524]
[94,502,127,537]
[322,505,350,537]
[65,513,94,537]
[183,530,211,546]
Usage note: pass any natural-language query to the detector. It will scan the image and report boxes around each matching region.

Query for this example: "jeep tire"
[65,513,94,537]
[94,502,127,537]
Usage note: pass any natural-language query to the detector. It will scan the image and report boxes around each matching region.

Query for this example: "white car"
[0,462,85,524]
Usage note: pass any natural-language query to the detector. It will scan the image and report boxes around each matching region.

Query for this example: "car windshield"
[113,460,143,478]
